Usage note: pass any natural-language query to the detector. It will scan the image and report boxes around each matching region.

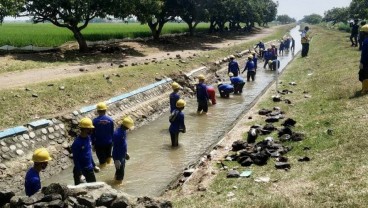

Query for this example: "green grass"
[0,22,210,47]
[0,25,294,129]
[173,26,368,207]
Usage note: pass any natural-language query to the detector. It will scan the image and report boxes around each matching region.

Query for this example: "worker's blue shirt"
[228,60,240,76]
[24,167,41,196]
[257,42,265,49]
[196,83,209,102]
[112,127,127,160]
[92,115,114,146]
[230,76,244,85]
[361,38,368,66]
[71,136,94,172]
[243,60,255,72]
[280,43,285,50]
[253,57,258,68]
[263,51,273,60]
[169,109,185,133]
[169,92,180,113]
[218,84,234,92]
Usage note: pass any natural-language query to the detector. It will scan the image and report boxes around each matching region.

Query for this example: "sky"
[276,0,352,20]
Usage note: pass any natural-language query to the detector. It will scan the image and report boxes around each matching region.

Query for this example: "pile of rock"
[2,182,172,208]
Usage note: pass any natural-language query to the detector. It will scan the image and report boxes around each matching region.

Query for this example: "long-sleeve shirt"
[169,92,180,113]
[218,84,234,93]
[71,136,94,172]
[228,60,240,77]
[92,115,114,146]
[362,38,368,66]
[196,83,209,102]
[230,76,245,85]
[255,42,265,49]
[112,127,127,160]
[253,57,258,68]
[242,60,255,73]
[24,167,41,196]
[169,109,185,133]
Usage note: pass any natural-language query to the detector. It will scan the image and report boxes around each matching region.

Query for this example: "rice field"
[0,22,210,47]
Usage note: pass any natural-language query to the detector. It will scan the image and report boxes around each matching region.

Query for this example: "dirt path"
[0,27,276,90]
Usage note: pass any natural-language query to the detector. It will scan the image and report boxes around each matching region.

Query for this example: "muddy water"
[44,26,302,197]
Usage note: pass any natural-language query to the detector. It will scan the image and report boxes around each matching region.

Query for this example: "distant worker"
[218,82,234,98]
[170,82,181,112]
[291,37,295,52]
[359,21,367,51]
[229,72,245,94]
[279,41,285,56]
[284,37,291,51]
[169,99,186,147]
[25,148,52,196]
[92,102,114,168]
[72,118,97,185]
[301,26,311,57]
[228,55,240,77]
[255,41,265,57]
[263,48,273,68]
[271,44,278,60]
[196,74,209,114]
[112,116,134,185]
[207,85,217,105]
[242,55,256,81]
[268,59,280,71]
[359,25,368,93]
[251,51,258,70]
[350,19,359,47]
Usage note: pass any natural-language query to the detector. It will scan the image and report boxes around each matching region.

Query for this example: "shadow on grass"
[349,90,366,99]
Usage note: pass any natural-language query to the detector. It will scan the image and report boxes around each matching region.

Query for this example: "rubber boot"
[106,157,112,165]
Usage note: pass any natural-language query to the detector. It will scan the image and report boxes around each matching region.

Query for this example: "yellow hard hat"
[122,116,134,129]
[171,82,181,90]
[176,99,186,108]
[228,72,234,77]
[198,74,205,80]
[251,51,256,55]
[248,55,253,59]
[32,148,52,163]
[96,102,107,111]
[268,60,273,64]
[229,55,235,59]
[79,117,95,129]
[361,25,368,32]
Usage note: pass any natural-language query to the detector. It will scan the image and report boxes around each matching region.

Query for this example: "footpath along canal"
[44,25,302,197]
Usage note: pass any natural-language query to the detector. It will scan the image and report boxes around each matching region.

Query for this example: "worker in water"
[92,102,114,168]
[228,55,240,77]
[196,74,209,114]
[251,51,258,70]
[359,25,368,93]
[271,44,278,60]
[279,40,285,56]
[268,59,280,71]
[24,148,52,196]
[169,99,186,147]
[255,41,265,57]
[301,26,311,57]
[229,72,245,94]
[72,118,97,185]
[207,85,217,105]
[359,21,367,51]
[350,19,360,47]
[242,55,256,82]
[263,48,273,68]
[112,116,134,185]
[291,37,295,52]
[170,82,181,112]
[284,37,291,51]
[218,82,234,98]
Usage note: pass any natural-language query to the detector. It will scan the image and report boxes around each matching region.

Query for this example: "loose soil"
[0,27,278,90]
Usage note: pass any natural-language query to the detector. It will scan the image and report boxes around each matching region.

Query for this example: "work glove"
[114,160,121,170]
[80,175,86,183]
[360,63,364,70]
[93,166,100,173]
[126,153,130,160]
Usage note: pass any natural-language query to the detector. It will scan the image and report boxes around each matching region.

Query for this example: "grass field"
[173,26,368,207]
[0,22,210,47]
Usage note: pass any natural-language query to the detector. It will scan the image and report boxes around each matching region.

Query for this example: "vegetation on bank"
[0,25,293,129]
[173,26,368,207]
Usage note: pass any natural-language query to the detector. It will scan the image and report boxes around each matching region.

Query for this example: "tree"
[277,14,296,24]
[349,0,368,20]
[0,0,23,23]
[24,0,127,52]
[176,0,207,36]
[302,14,323,25]
[323,7,349,25]
[259,0,278,26]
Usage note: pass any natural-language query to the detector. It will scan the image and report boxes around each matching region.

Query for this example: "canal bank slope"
[170,26,368,207]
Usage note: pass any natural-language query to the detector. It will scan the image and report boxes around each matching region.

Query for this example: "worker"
[228,55,240,77]
[284,37,291,51]
[263,48,273,68]
[271,44,278,60]
[301,26,311,57]
[170,82,181,112]
[268,59,280,71]
[359,21,367,51]
[242,55,256,82]
[72,118,97,185]
[218,82,234,98]
[229,72,245,94]
[196,74,209,114]
[350,19,359,47]
[24,148,52,196]
[291,37,295,52]
[169,99,186,147]
[359,25,368,93]
[255,41,265,57]
[112,116,134,185]
[92,102,114,168]
[279,40,285,56]
[251,51,258,70]
[207,85,217,105]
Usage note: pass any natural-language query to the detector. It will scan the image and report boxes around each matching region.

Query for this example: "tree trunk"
[185,19,196,36]
[71,27,88,52]
[148,22,159,40]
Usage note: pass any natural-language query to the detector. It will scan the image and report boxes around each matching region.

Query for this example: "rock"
[290,132,305,141]
[284,99,292,104]
[45,199,64,207]
[29,132,36,139]
[298,156,310,162]
[227,170,240,178]
[183,168,195,177]
[263,123,276,131]
[282,118,297,127]
[265,116,279,123]
[9,145,16,151]
[47,83,55,87]
[276,156,288,162]
[111,195,130,208]
[289,82,297,85]
[0,141,6,146]
[278,127,293,137]
[176,54,181,59]
[16,150,24,156]
[79,68,85,72]
[136,196,172,208]
[25,88,32,91]
[275,162,291,169]
[0,190,15,207]
[1,146,9,153]
[240,157,253,167]
[42,183,69,200]
[232,140,247,151]
[0,163,7,170]
[258,108,272,115]
[96,193,117,207]
[32,94,39,98]
[118,64,124,68]
[77,195,95,208]
[59,86,65,90]
[155,77,162,81]
[279,134,291,142]
[327,129,333,135]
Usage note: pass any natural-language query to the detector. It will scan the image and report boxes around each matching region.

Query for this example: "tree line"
[0,0,278,52]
